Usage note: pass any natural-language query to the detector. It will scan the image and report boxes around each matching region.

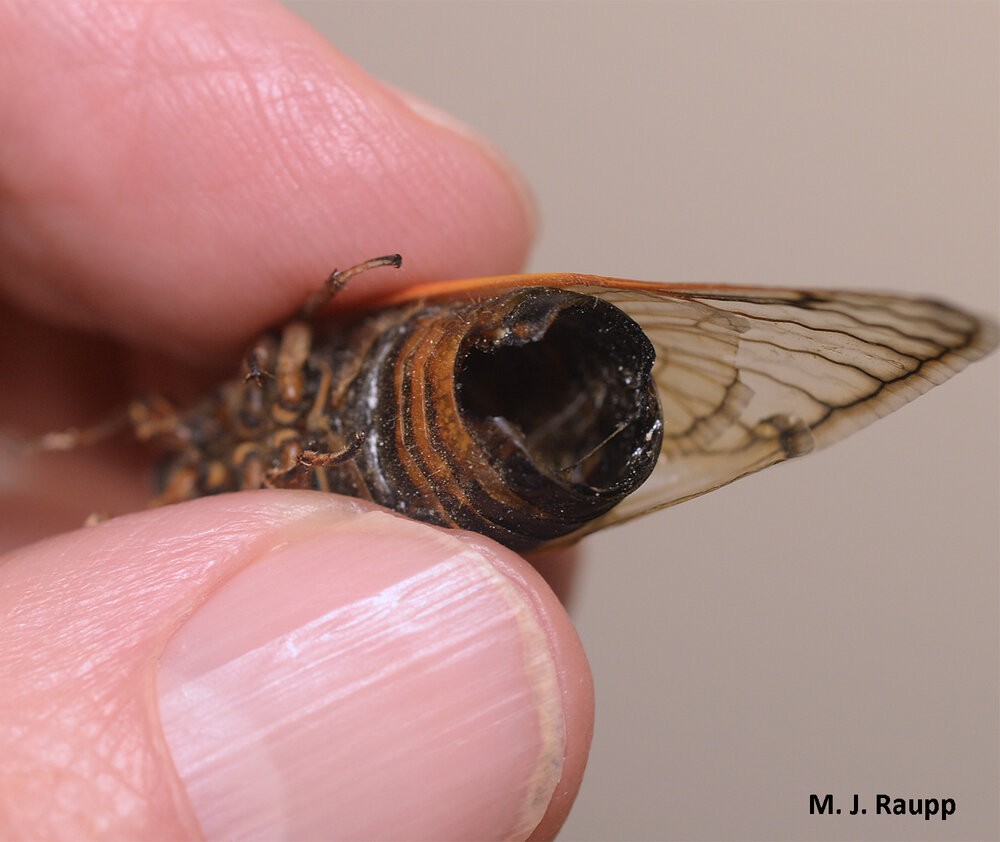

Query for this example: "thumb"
[0,492,592,840]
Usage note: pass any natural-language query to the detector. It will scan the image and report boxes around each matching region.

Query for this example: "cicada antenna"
[299,254,403,319]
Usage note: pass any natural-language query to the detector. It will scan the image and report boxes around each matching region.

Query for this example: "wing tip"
[968,311,999,360]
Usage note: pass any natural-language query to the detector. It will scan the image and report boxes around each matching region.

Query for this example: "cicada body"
[62,257,1000,552]
[142,279,664,551]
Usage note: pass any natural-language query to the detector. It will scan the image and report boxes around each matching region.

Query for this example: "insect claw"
[243,367,273,387]
[244,349,274,388]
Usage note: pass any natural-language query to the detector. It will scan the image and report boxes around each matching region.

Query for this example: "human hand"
[0,3,593,839]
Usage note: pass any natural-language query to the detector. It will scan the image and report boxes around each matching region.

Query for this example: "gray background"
[283,3,998,840]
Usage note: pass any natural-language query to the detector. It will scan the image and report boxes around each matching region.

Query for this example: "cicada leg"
[300,432,366,468]
[262,430,307,489]
[273,322,312,414]
[299,254,402,319]
[243,334,278,389]
[19,394,189,454]
[18,409,131,453]
[262,433,366,492]
[298,433,367,493]
[127,396,191,449]
[233,442,266,491]
[150,464,199,506]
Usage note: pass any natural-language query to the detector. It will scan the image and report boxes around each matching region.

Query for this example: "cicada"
[32,256,998,552]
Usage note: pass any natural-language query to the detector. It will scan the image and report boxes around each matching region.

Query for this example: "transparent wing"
[566,282,998,534]
[379,274,997,539]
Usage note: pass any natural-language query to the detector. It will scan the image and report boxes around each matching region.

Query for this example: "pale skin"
[0,3,592,839]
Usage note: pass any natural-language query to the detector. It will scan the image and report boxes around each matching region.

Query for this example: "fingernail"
[156,511,564,840]
[391,87,540,239]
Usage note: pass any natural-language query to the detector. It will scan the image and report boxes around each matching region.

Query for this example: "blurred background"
[283,3,998,840]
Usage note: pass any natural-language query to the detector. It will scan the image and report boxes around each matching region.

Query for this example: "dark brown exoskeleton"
[28,255,999,552]
[130,256,664,552]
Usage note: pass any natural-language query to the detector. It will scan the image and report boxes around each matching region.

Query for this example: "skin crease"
[0,2,593,840]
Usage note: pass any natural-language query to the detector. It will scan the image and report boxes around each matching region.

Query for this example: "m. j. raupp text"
[809,793,956,821]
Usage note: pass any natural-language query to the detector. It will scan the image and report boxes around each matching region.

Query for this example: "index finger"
[0,0,535,360]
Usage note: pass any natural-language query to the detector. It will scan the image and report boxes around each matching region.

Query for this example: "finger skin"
[0,0,536,547]
[479,540,593,841]
[0,9,585,836]
[0,492,593,840]
[0,0,534,360]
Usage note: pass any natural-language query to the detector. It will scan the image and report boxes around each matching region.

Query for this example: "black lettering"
[810,793,834,815]
[875,793,956,821]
